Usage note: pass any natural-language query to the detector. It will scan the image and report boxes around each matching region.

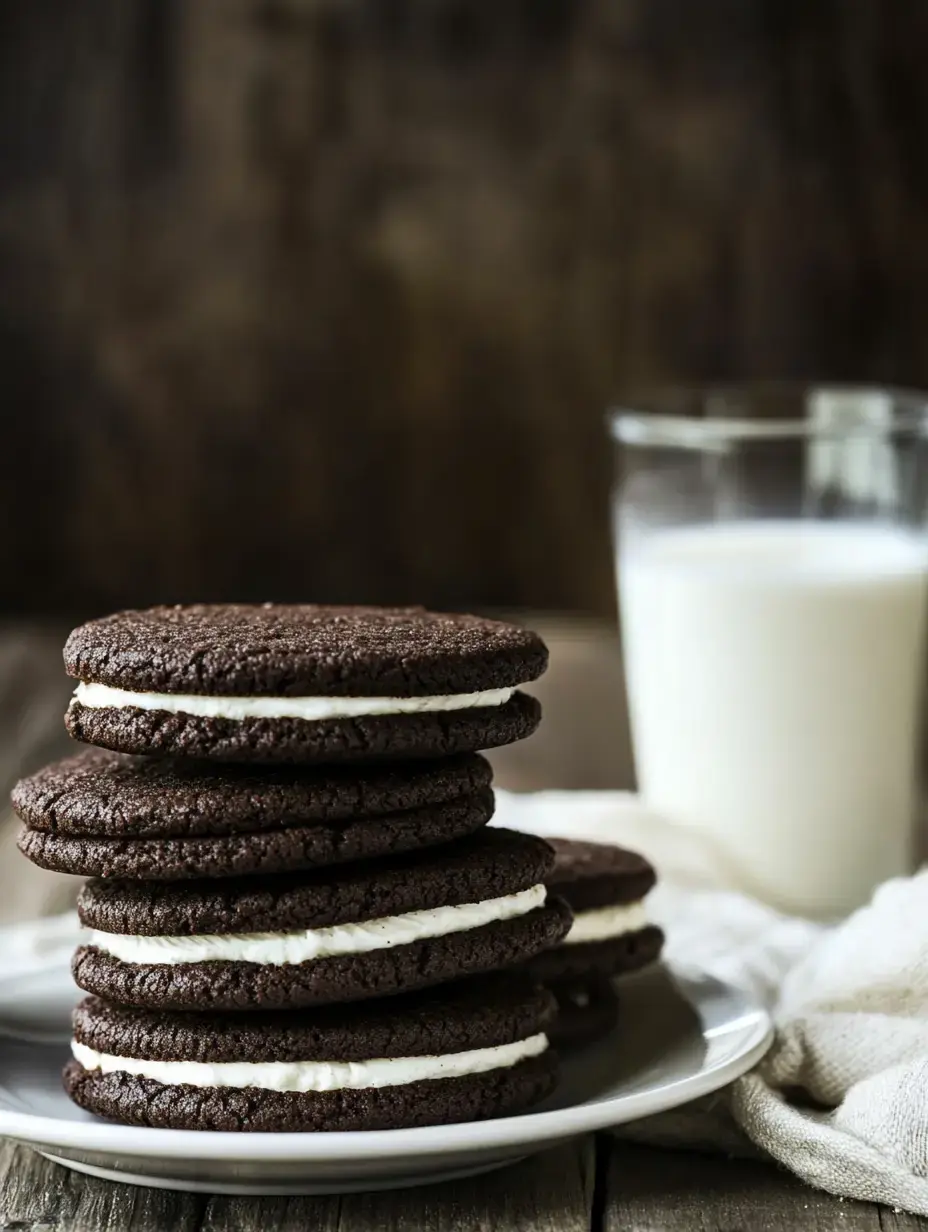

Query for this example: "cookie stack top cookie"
[63,604,547,763]
[15,604,566,1132]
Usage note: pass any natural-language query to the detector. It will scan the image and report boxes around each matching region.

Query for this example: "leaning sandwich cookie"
[524,838,663,1047]
[523,838,663,985]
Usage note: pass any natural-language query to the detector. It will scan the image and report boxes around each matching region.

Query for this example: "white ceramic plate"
[0,958,771,1195]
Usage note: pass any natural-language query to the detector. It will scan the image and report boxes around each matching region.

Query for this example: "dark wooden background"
[3,0,928,618]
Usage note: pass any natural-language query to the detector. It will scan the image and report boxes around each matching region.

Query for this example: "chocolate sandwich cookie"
[15,749,494,880]
[524,839,663,984]
[73,828,572,1011]
[547,980,620,1050]
[64,605,547,764]
[65,976,558,1131]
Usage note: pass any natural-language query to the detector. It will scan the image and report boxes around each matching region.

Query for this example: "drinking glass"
[609,385,928,918]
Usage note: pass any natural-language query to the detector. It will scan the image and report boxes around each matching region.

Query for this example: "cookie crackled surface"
[20,600,564,1133]
[14,749,495,879]
[64,604,547,763]
[72,828,572,1011]
[65,977,558,1132]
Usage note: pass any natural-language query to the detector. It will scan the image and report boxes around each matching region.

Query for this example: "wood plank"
[198,1141,592,1231]
[602,1140,915,1232]
[0,1141,80,1230]
[878,1212,928,1232]
[0,1141,592,1231]
[12,1136,924,1232]
[0,1141,208,1231]
[197,1190,340,1231]
[332,1140,594,1232]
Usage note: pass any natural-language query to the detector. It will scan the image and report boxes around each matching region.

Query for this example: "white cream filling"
[89,884,547,966]
[73,681,514,721]
[71,1033,548,1093]
[562,900,648,945]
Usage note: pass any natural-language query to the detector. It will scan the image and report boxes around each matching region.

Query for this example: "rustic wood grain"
[4,2,928,617]
[0,1142,589,1231]
[1,1137,917,1231]
[194,1141,592,1232]
[196,1191,340,1232]
[336,1139,593,1232]
[0,1140,209,1230]
[877,1211,928,1232]
[603,1142,902,1232]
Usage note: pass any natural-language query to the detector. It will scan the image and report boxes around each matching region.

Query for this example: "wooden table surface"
[0,619,923,1232]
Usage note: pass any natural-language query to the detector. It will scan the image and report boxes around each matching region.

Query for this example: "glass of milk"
[610,385,928,919]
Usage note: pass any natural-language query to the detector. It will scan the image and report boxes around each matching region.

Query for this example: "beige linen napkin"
[494,789,928,1216]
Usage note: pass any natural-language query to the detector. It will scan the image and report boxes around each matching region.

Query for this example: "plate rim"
[0,966,772,1162]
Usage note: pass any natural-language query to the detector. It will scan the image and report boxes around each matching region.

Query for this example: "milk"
[619,522,928,918]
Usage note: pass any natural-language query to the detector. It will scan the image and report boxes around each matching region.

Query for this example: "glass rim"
[608,383,928,447]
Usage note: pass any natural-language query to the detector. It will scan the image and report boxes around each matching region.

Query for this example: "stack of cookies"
[14,604,572,1132]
